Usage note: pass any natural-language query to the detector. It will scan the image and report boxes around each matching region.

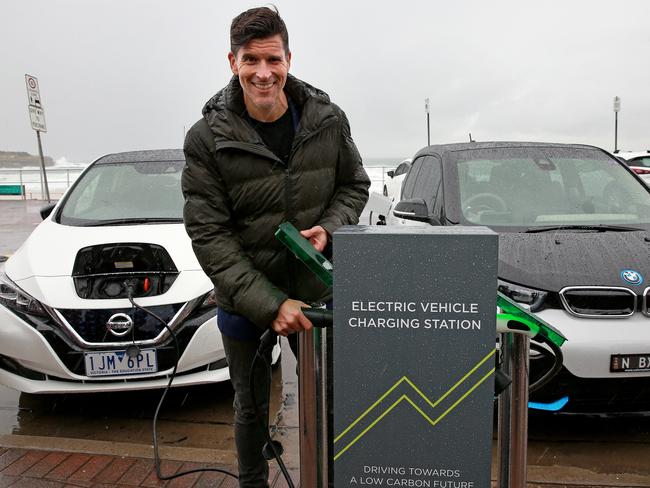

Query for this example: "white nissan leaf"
[0,149,279,394]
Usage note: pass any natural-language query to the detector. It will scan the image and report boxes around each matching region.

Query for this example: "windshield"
[453,147,650,228]
[59,160,185,226]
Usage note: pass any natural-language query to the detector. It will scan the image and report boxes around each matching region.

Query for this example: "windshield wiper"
[524,224,644,233]
[82,217,183,227]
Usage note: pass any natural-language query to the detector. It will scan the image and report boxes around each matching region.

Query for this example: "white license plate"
[84,348,158,377]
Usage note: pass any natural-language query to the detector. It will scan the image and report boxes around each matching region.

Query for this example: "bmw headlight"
[497,279,547,312]
[0,273,48,318]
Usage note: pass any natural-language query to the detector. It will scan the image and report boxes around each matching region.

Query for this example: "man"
[182,6,369,487]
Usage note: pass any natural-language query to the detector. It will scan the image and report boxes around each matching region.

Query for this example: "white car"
[615,151,650,185]
[382,159,411,201]
[0,149,279,394]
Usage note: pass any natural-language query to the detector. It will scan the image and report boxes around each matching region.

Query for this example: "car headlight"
[0,273,49,318]
[497,279,547,312]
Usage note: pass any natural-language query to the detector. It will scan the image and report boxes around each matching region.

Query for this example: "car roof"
[94,149,184,165]
[616,151,650,160]
[412,141,606,160]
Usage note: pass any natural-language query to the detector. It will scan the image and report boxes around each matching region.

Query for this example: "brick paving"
[0,447,300,487]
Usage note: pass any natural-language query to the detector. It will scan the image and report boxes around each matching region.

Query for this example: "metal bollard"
[299,326,329,488]
[298,328,318,487]
[497,332,530,488]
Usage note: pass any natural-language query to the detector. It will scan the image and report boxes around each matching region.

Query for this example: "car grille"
[57,304,184,344]
[559,287,636,317]
[38,325,200,376]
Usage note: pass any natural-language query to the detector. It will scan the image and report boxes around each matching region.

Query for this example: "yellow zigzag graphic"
[333,349,495,461]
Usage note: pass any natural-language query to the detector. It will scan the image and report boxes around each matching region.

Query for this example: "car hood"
[6,219,202,281]
[498,230,650,292]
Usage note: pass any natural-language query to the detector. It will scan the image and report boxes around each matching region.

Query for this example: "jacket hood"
[498,230,650,292]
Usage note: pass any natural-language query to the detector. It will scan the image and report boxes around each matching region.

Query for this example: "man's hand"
[271,299,313,336]
[300,225,328,252]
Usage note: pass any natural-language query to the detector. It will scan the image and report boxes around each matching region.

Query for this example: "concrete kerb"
[0,434,236,465]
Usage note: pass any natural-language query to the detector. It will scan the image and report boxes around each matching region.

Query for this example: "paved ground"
[2,200,650,487]
[0,199,45,258]
[0,445,299,487]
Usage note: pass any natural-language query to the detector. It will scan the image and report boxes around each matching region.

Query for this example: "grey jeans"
[221,333,274,488]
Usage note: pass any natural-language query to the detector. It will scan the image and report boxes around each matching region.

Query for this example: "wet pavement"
[2,199,650,486]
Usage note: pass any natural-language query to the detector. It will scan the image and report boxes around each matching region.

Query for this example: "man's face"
[228,34,291,121]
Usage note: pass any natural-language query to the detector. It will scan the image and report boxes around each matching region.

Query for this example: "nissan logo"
[106,313,134,337]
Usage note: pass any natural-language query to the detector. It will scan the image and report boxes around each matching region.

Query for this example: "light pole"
[613,96,621,153]
[425,98,430,146]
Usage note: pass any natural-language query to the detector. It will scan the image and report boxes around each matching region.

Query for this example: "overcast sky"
[1,0,649,164]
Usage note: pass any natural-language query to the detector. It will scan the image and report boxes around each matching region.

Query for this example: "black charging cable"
[528,335,564,393]
[252,329,295,488]
[123,281,239,482]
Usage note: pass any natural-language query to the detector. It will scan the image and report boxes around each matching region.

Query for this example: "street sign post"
[425,97,431,146]
[25,73,50,202]
[613,96,621,153]
[28,106,47,132]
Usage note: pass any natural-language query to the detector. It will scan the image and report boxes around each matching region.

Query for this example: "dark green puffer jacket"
[182,74,370,328]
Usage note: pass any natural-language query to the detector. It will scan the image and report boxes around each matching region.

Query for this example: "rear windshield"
[628,156,650,168]
[453,147,650,227]
[58,160,185,226]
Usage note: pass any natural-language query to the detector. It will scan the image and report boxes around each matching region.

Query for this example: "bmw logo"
[621,269,644,286]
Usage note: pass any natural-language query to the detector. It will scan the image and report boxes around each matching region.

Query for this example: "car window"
[59,160,185,225]
[394,161,411,176]
[401,158,424,200]
[411,156,442,212]
[629,157,650,168]
[452,147,650,227]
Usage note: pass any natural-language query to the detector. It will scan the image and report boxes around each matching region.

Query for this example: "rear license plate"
[610,354,650,373]
[84,348,158,377]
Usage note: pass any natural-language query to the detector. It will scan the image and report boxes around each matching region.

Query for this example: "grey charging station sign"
[333,226,498,488]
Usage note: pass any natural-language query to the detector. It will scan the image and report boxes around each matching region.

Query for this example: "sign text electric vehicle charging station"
[333,226,498,488]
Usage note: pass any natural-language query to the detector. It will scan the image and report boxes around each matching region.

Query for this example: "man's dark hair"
[230,6,289,55]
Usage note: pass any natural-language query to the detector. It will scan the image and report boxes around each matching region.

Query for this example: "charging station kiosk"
[274,222,566,488]
[332,225,498,488]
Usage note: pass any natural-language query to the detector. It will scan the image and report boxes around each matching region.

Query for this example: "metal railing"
[365,166,389,195]
[0,166,86,200]
[0,164,391,201]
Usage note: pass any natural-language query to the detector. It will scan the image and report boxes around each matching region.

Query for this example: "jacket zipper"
[285,116,337,297]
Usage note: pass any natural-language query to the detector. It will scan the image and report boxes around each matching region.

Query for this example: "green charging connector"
[275,222,333,288]
[497,292,567,347]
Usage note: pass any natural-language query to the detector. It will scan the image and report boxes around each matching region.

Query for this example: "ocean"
[0,156,405,200]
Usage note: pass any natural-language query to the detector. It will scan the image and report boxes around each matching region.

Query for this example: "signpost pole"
[613,96,621,153]
[36,130,51,203]
[25,74,51,202]
[425,98,431,146]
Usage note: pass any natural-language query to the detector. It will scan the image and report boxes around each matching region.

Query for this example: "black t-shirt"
[246,106,295,164]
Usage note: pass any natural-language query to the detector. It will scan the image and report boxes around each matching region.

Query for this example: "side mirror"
[393,199,428,221]
[387,170,395,178]
[40,203,56,220]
